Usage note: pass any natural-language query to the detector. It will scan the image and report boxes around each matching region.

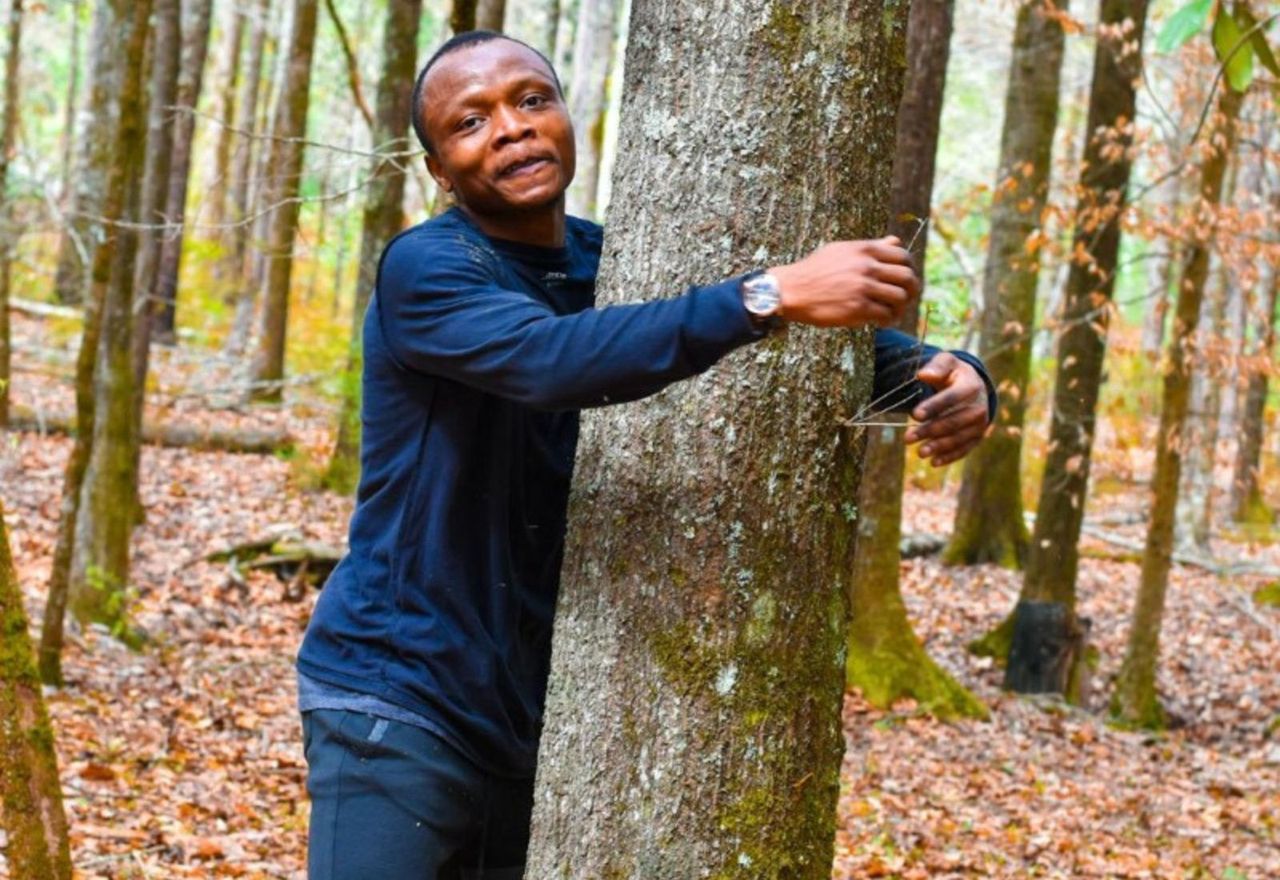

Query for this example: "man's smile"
[497,154,555,178]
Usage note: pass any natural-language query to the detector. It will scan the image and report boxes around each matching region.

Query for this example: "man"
[297,31,994,879]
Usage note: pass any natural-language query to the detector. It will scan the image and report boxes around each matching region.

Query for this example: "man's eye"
[521,94,548,109]
[457,116,483,132]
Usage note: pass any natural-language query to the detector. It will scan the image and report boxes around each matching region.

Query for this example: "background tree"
[0,0,23,428]
[845,0,984,721]
[0,501,72,880]
[1231,258,1277,524]
[525,0,909,874]
[1111,0,1262,727]
[944,0,1071,568]
[247,0,319,402]
[324,0,424,492]
[972,0,1150,685]
[564,0,621,218]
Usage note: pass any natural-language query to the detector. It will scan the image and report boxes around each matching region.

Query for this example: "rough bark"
[247,0,319,402]
[50,0,125,305]
[203,0,247,232]
[943,0,1070,569]
[564,0,620,219]
[0,503,73,880]
[325,0,423,493]
[975,0,1149,674]
[1111,86,1243,730]
[525,1,909,876]
[844,0,982,721]
[1230,265,1277,524]
[0,0,23,429]
[152,0,216,343]
[67,0,153,642]
[222,0,272,353]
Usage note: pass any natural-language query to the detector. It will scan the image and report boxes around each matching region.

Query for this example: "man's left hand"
[904,353,990,467]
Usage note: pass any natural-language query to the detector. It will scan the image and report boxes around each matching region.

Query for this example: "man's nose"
[491,104,534,146]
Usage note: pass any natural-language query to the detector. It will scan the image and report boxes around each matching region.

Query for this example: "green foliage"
[1253,581,1280,608]
[1212,8,1254,92]
[1156,0,1213,54]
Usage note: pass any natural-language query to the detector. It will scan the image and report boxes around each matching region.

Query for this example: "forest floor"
[3,313,1279,879]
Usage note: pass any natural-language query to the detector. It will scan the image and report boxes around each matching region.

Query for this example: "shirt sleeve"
[873,328,998,423]
[373,233,768,411]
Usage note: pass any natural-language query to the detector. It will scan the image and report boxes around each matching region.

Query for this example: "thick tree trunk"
[247,0,318,402]
[67,0,153,641]
[203,0,247,233]
[0,0,23,429]
[50,0,125,305]
[564,0,620,219]
[152,0,216,343]
[325,0,423,493]
[845,0,982,721]
[451,0,478,33]
[223,0,273,354]
[1230,266,1277,524]
[1111,86,1243,729]
[0,503,73,880]
[943,0,1070,569]
[525,2,908,876]
[976,0,1149,677]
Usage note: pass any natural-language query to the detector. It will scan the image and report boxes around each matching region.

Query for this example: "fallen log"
[4,405,293,455]
[8,297,82,321]
[205,532,345,599]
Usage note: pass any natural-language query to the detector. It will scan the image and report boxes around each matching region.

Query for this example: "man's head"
[413,32,575,219]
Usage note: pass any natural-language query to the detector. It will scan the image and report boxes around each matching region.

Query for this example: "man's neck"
[458,200,567,249]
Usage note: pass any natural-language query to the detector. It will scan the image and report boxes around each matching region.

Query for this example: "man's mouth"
[498,155,553,178]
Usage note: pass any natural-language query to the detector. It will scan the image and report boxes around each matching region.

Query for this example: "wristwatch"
[741,272,784,331]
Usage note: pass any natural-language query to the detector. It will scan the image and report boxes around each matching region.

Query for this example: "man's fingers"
[915,351,959,386]
[912,406,985,444]
[870,261,920,298]
[918,424,986,465]
[912,383,984,423]
[862,279,910,310]
[866,239,912,266]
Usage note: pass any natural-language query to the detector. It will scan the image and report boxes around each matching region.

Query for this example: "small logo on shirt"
[543,271,568,282]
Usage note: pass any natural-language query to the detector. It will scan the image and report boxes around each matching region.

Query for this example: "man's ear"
[425,153,452,193]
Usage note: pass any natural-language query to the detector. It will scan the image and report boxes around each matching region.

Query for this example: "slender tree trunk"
[223,0,272,353]
[325,0,423,493]
[0,0,23,429]
[247,0,318,402]
[973,0,1149,679]
[507,0,559,55]
[152,0,216,343]
[451,0,478,33]
[246,0,292,297]
[943,0,1070,569]
[476,0,506,29]
[50,0,125,305]
[1230,265,1277,524]
[844,0,982,720]
[57,0,84,206]
[67,0,153,641]
[564,0,620,219]
[204,0,247,233]
[0,503,73,880]
[1111,86,1243,729]
[526,1,909,875]
[125,0,182,526]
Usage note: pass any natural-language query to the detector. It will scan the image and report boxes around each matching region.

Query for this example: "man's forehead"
[423,39,558,98]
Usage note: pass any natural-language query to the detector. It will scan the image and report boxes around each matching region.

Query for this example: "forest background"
[0,0,1278,876]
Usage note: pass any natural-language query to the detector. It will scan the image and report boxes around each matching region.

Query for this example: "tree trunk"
[506,0,559,56]
[525,1,908,876]
[1230,265,1277,524]
[222,0,273,354]
[50,0,125,305]
[247,0,318,402]
[126,0,182,524]
[1110,85,1243,730]
[476,0,506,30]
[451,0,478,33]
[66,0,153,642]
[974,0,1149,676]
[564,0,620,219]
[0,502,73,880]
[203,0,247,233]
[324,0,423,493]
[0,0,23,429]
[56,0,85,207]
[943,0,1070,569]
[844,0,982,721]
[152,0,216,344]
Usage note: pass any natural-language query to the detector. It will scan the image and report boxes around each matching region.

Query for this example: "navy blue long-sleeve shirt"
[297,208,991,776]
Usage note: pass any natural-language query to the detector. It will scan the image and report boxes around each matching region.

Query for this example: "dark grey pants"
[302,709,532,879]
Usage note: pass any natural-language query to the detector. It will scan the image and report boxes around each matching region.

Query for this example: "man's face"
[421,40,576,218]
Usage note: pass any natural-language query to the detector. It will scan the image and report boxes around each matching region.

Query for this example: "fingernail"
[920,445,932,456]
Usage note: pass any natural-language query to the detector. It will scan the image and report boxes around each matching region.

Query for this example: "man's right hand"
[769,237,920,328]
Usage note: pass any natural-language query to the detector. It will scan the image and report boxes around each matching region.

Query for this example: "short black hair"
[411,30,563,156]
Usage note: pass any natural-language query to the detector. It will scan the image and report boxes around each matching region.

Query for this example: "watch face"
[743,274,782,315]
